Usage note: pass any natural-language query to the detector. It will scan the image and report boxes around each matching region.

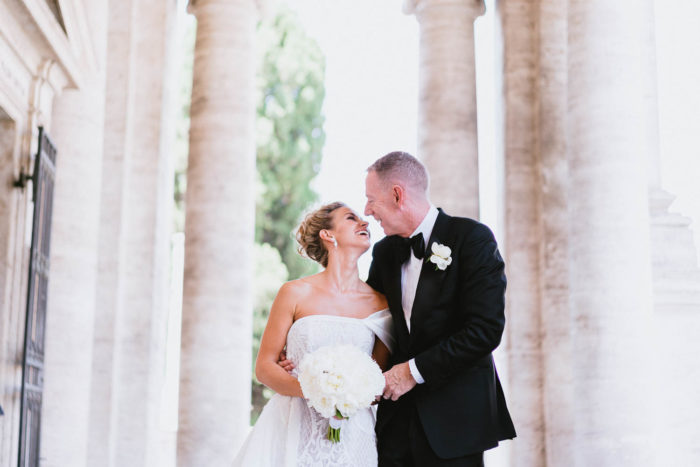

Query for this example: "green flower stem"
[327,409,347,443]
[327,426,341,443]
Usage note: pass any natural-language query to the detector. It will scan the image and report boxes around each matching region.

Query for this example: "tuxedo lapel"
[387,237,410,353]
[409,210,451,340]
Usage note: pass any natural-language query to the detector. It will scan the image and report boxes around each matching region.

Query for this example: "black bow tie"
[399,233,425,263]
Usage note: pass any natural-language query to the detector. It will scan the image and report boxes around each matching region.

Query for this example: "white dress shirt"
[402,205,439,385]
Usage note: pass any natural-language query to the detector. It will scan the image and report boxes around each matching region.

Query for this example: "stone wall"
[0,1,75,464]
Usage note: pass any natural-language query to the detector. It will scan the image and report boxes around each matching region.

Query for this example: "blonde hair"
[296,202,346,267]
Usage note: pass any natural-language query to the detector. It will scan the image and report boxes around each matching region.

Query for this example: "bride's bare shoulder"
[359,281,388,309]
[278,274,321,299]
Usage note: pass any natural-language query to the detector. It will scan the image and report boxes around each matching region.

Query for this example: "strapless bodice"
[286,309,394,377]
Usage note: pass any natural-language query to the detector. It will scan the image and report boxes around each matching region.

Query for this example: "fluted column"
[86,0,134,464]
[500,1,575,466]
[567,1,656,464]
[500,1,545,465]
[534,2,575,466]
[41,1,109,466]
[88,1,177,466]
[177,0,256,465]
[113,1,176,462]
[404,0,483,218]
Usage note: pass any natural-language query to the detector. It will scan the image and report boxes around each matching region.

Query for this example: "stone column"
[499,1,545,465]
[0,116,25,467]
[41,1,109,466]
[111,1,175,463]
[500,1,575,465]
[88,1,177,466]
[567,1,656,464]
[534,2,575,466]
[404,0,483,218]
[86,0,133,464]
[177,0,256,465]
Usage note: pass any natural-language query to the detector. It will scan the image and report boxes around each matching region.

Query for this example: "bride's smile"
[322,207,371,252]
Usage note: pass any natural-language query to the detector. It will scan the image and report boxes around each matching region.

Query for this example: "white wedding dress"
[232,309,394,467]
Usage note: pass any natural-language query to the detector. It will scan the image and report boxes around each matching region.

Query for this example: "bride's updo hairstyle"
[296,201,346,267]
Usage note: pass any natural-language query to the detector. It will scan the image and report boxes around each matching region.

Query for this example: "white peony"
[429,242,453,270]
[298,344,385,441]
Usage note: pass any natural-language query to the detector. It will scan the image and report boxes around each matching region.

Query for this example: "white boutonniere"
[428,242,452,270]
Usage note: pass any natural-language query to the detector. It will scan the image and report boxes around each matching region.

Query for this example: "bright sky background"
[655,1,700,263]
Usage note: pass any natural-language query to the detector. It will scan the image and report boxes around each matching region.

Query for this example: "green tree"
[255,6,326,280]
[251,243,289,422]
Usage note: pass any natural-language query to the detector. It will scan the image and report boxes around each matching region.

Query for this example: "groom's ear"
[392,185,405,206]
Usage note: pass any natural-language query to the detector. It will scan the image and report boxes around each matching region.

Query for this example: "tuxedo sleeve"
[366,243,384,294]
[414,224,507,388]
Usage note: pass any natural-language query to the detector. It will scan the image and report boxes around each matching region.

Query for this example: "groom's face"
[364,171,405,237]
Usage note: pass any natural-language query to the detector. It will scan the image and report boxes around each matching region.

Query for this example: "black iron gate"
[18,127,57,467]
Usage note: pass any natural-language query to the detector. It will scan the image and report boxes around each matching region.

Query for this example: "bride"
[233,202,395,467]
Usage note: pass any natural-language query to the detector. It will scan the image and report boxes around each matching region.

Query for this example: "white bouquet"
[298,344,385,443]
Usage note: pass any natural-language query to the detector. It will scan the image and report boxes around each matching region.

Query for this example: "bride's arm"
[372,339,391,372]
[255,282,304,398]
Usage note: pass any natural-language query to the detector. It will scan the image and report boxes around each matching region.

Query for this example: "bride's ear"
[319,229,334,244]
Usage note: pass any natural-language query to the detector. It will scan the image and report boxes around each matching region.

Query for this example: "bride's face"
[327,207,371,252]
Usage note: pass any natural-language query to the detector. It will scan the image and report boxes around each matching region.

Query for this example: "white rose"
[315,395,337,418]
[430,255,452,270]
[429,243,453,270]
[431,243,451,258]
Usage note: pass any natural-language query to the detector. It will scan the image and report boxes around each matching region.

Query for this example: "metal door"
[18,127,57,467]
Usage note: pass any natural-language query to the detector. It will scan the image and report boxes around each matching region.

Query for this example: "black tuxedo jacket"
[367,209,516,459]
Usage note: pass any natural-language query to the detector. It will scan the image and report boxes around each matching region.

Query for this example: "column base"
[649,188,700,313]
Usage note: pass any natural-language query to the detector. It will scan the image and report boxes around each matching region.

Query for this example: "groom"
[364,151,515,466]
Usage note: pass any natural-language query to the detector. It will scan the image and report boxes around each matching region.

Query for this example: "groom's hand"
[276,350,295,374]
[382,362,416,401]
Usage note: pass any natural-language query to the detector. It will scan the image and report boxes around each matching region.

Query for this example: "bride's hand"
[276,350,295,374]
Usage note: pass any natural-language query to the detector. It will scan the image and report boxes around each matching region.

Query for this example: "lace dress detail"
[232,310,394,467]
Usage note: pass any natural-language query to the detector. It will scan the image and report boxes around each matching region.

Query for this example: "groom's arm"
[414,224,507,389]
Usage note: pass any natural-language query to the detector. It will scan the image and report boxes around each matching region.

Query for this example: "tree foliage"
[251,243,289,422]
[255,6,326,280]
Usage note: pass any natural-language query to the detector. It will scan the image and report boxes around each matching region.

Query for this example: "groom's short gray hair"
[367,151,429,195]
